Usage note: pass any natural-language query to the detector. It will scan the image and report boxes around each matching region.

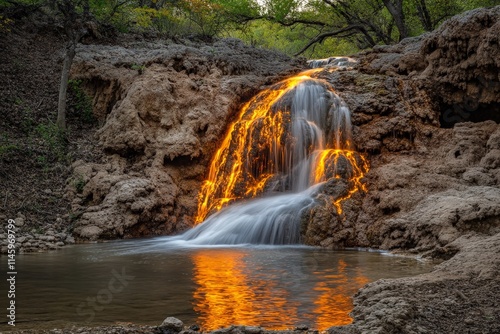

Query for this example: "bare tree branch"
[294,25,365,56]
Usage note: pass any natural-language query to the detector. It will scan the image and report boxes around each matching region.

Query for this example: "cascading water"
[180,67,368,245]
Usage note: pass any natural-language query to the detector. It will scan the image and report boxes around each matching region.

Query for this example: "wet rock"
[295,325,309,330]
[243,326,262,334]
[188,325,200,331]
[39,235,56,242]
[65,236,76,244]
[160,317,184,331]
[56,232,67,240]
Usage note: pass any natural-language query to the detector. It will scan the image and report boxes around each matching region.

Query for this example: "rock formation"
[301,6,500,260]
[67,39,302,240]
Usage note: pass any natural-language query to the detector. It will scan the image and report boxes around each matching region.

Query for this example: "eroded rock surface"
[68,39,302,240]
[301,7,500,259]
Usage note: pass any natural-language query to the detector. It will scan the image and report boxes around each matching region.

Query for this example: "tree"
[241,0,498,56]
[54,0,91,131]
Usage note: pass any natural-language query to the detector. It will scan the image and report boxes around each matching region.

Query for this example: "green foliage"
[21,106,36,134]
[0,134,18,159]
[231,19,359,58]
[73,174,86,194]
[3,0,497,59]
[0,14,13,31]
[68,79,95,124]
[131,63,146,73]
[132,6,180,33]
[35,123,67,162]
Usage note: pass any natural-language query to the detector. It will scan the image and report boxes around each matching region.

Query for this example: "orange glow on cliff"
[312,149,369,214]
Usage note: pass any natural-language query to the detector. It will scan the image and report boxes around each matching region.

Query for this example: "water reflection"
[192,250,297,330]
[1,241,432,331]
[312,260,370,328]
[191,249,371,330]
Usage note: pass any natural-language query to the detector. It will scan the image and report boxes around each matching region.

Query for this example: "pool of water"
[0,237,433,331]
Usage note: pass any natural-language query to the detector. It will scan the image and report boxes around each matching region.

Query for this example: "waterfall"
[307,57,358,68]
[179,68,368,246]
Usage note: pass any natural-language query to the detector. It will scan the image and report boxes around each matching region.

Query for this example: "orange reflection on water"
[312,260,370,330]
[191,250,297,330]
[191,251,371,331]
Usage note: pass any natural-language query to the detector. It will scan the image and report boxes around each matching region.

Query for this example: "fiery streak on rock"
[195,69,368,224]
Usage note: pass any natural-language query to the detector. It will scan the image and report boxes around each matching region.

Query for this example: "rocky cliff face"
[68,39,302,240]
[301,6,500,260]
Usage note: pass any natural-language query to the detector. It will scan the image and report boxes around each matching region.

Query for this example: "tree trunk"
[382,0,408,41]
[416,0,433,31]
[56,42,76,131]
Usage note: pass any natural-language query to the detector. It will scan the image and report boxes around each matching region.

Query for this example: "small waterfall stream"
[180,67,368,245]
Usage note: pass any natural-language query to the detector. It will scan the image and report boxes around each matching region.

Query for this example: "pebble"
[57,232,67,239]
[443,298,456,306]
[43,188,52,194]
[244,326,262,334]
[15,217,25,227]
[46,242,58,249]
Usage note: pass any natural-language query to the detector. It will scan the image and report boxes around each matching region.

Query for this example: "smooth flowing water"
[192,69,368,245]
[0,239,433,331]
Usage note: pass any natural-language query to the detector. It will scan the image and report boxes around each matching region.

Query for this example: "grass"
[73,175,86,194]
[68,79,96,125]
[0,134,19,159]
[35,122,68,162]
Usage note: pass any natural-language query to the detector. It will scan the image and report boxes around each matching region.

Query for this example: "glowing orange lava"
[312,149,369,214]
[195,69,369,223]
